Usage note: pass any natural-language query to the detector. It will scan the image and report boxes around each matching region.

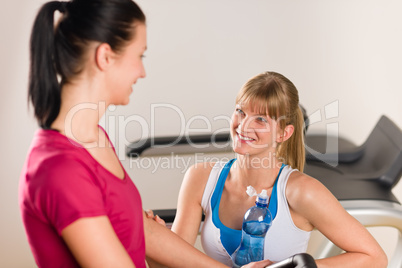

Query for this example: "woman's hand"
[241,259,274,268]
[145,209,166,226]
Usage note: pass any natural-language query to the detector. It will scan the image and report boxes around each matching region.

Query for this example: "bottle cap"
[246,186,257,197]
[256,189,269,205]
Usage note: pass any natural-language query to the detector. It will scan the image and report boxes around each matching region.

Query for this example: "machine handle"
[266,253,317,268]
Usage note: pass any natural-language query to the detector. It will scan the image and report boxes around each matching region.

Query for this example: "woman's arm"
[170,162,215,245]
[287,172,388,268]
[147,162,274,268]
[62,216,136,268]
[144,162,223,268]
[145,213,273,268]
[60,211,226,268]
[144,210,229,268]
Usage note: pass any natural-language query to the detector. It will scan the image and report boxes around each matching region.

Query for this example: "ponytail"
[28,1,66,129]
[277,107,305,172]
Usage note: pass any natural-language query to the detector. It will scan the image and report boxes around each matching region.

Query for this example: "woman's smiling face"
[108,23,147,106]
[230,102,280,157]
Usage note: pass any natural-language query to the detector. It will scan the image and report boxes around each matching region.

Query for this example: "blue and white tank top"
[200,159,311,266]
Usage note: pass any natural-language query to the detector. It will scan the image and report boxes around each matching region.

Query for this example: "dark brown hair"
[28,0,146,128]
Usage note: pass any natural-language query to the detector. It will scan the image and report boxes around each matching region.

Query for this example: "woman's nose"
[140,63,146,78]
[237,121,245,133]
[238,118,252,133]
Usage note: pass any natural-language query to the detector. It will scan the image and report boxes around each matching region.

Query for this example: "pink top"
[19,128,146,268]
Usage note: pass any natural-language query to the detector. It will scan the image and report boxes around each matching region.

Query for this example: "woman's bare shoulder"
[285,171,332,209]
[187,161,217,176]
[180,161,219,195]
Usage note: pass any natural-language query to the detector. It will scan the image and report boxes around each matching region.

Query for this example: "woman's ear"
[95,43,114,71]
[277,125,294,143]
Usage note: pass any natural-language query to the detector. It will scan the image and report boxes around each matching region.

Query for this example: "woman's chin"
[115,97,130,106]
[232,143,252,155]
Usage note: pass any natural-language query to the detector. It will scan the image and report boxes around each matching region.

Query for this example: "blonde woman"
[171,71,388,268]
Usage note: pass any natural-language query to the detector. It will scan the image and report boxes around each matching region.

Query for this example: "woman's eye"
[257,117,268,123]
[236,108,245,115]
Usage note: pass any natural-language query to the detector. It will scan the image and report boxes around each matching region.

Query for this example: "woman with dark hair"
[19,1,272,267]
[19,0,148,266]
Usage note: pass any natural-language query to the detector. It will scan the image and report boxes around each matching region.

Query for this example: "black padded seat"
[304,115,402,203]
[305,135,364,164]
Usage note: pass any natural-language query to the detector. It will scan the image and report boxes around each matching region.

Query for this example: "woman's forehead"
[237,99,269,116]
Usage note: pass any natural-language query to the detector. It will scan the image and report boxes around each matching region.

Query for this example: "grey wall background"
[1,0,401,266]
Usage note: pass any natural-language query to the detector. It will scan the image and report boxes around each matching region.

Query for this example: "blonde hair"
[235,71,305,171]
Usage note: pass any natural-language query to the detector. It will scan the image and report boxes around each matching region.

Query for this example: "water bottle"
[231,189,272,268]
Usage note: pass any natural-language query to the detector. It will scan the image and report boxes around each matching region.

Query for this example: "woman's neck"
[233,153,282,190]
[51,80,109,145]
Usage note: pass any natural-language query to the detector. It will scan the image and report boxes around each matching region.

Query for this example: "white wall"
[1,0,401,267]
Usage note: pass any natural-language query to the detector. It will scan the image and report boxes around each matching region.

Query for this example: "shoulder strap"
[268,163,286,220]
[211,158,236,209]
[201,161,231,212]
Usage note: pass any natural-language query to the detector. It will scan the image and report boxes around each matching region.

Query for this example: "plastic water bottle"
[231,190,272,268]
